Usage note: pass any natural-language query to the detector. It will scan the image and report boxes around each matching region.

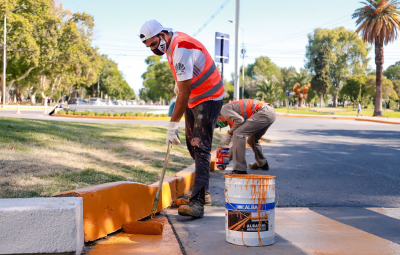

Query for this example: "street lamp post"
[97,54,126,98]
[229,19,245,99]
[2,4,25,108]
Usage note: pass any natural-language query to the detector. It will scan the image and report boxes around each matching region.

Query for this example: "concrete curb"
[355,118,400,125]
[277,114,400,125]
[276,114,356,120]
[53,164,196,242]
[53,114,172,121]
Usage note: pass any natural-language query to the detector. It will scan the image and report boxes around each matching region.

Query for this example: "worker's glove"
[174,83,179,96]
[221,132,232,145]
[166,121,180,145]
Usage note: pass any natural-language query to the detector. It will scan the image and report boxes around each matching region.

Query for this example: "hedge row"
[57,110,168,117]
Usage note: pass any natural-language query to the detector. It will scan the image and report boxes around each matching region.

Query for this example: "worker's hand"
[221,132,232,145]
[166,121,180,145]
[174,83,179,96]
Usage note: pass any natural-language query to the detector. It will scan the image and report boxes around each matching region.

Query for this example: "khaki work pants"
[231,105,276,171]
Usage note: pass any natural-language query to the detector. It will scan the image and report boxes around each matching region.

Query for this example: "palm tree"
[255,81,283,104]
[352,0,400,116]
[290,70,311,107]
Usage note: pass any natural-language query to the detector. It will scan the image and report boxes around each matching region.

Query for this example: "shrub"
[159,113,167,117]
[135,111,143,116]
[123,112,134,117]
[57,110,66,115]
[389,100,398,110]
[67,110,74,115]
[154,114,159,117]
[145,112,154,117]
[114,112,121,117]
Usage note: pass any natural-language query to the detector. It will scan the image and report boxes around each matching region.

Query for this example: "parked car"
[101,99,113,105]
[130,100,137,105]
[68,98,88,105]
[89,98,102,105]
[113,100,121,105]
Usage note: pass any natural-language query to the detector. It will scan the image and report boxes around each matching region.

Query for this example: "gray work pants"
[231,106,276,171]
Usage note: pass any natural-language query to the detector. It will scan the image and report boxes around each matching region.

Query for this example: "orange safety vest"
[167,32,224,108]
[225,99,266,127]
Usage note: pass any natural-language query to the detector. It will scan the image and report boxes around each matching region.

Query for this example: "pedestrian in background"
[168,95,176,117]
[357,102,362,117]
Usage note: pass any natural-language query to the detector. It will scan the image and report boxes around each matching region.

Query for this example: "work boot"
[205,192,212,205]
[178,200,204,218]
[248,161,269,171]
[231,170,247,174]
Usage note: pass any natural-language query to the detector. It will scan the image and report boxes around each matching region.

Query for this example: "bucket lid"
[224,174,275,179]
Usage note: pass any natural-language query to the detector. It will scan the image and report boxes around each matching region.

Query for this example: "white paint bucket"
[224,174,276,246]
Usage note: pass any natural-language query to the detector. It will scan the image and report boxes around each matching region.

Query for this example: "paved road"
[167,117,400,254]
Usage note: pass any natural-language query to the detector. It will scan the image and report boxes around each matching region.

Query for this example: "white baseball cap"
[140,20,173,43]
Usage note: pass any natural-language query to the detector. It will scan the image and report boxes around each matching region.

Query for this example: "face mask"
[151,36,167,56]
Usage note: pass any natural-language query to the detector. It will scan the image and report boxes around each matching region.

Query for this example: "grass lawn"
[0,117,223,198]
[274,106,400,118]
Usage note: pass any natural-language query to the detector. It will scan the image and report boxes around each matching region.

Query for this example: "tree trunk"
[320,93,323,108]
[374,40,384,116]
[333,89,338,107]
[299,97,303,107]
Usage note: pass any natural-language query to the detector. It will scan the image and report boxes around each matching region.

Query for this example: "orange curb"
[54,114,172,121]
[277,114,356,120]
[53,162,197,242]
[355,118,400,125]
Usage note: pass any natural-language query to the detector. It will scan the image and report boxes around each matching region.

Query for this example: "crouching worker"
[217,99,276,174]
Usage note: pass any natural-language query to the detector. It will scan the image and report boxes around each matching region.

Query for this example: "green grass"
[0,117,223,198]
[274,106,400,118]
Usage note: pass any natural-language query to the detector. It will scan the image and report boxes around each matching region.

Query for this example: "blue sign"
[286,90,290,96]
[215,32,229,64]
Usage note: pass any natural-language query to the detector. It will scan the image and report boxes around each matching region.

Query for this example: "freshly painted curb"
[53,114,172,121]
[277,114,356,120]
[54,164,196,242]
[355,118,400,125]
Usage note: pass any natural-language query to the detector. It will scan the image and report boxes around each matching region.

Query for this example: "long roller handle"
[151,141,172,218]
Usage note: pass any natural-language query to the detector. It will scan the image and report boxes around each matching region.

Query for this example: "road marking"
[276,208,400,255]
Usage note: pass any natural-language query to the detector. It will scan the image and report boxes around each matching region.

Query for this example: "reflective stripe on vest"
[239,99,264,120]
[167,32,224,108]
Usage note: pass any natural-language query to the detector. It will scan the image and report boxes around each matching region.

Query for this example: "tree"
[280,66,297,91]
[340,75,369,103]
[353,0,400,116]
[255,81,283,104]
[290,69,311,107]
[384,61,400,80]
[141,55,175,101]
[306,27,371,107]
[311,44,331,108]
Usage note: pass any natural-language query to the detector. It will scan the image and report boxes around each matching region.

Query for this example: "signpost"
[286,90,295,114]
[215,32,230,82]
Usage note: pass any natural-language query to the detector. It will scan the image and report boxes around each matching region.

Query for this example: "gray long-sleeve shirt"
[220,102,244,134]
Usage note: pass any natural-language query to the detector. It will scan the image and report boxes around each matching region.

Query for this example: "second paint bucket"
[216,147,230,166]
[225,174,276,246]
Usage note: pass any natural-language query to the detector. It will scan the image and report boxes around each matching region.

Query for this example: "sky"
[61,0,400,97]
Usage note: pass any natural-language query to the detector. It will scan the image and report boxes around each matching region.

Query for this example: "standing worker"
[217,99,276,174]
[140,20,224,218]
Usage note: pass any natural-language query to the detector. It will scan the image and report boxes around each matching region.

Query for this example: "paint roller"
[123,141,172,235]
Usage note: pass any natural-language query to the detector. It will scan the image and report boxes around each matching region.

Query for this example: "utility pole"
[2,4,25,108]
[234,0,240,101]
